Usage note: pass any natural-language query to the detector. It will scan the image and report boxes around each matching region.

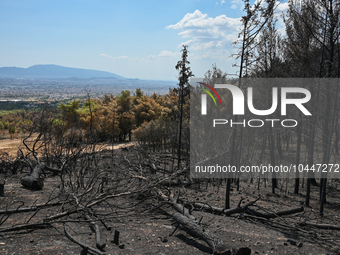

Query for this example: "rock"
[297,242,303,247]
[284,242,288,246]
[287,239,297,245]
[161,236,168,242]
[118,244,125,249]
[80,247,88,255]
[236,247,251,255]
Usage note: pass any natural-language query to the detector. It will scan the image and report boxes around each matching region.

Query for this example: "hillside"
[0,64,125,79]
[0,65,176,99]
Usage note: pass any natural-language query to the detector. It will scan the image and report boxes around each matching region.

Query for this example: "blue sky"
[0,0,288,81]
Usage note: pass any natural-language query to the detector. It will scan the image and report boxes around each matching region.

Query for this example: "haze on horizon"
[0,0,288,81]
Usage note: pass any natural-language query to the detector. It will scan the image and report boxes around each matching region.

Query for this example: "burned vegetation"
[1,0,340,253]
[0,102,339,255]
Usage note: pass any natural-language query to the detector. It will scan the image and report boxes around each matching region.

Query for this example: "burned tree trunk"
[0,177,4,197]
[172,212,229,254]
[20,162,45,190]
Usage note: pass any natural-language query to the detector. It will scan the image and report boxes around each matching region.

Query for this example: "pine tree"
[175,45,194,169]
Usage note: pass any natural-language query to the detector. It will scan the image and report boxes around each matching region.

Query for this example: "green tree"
[8,126,15,139]
[116,90,134,141]
[58,100,81,130]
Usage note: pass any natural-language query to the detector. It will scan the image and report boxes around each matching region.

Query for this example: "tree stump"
[20,162,45,190]
[0,178,4,197]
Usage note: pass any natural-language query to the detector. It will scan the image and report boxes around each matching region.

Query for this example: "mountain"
[0,64,125,79]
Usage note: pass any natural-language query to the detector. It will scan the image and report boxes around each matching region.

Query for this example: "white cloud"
[191,41,215,51]
[100,51,181,63]
[147,50,181,59]
[276,2,289,12]
[166,10,240,30]
[158,50,181,58]
[116,55,130,60]
[100,53,114,59]
[147,55,156,59]
[230,0,243,10]
[100,54,139,61]
[166,10,241,52]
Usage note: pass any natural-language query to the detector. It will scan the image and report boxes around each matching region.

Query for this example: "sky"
[0,0,288,81]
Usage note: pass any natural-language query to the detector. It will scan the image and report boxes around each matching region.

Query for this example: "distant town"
[0,65,176,107]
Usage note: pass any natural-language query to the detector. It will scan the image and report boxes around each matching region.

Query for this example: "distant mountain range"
[0,64,176,97]
[0,64,126,79]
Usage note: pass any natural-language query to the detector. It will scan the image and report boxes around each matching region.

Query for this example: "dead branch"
[46,190,138,221]
[0,201,62,215]
[64,225,106,255]
[193,196,260,216]
[299,222,340,231]
[44,164,63,174]
[245,206,304,219]
[0,222,52,233]
[84,214,106,251]
[90,210,111,231]
[46,168,188,222]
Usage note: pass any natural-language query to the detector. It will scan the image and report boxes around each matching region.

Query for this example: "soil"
[0,145,340,255]
[0,135,135,157]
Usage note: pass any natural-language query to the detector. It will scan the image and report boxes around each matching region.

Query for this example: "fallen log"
[84,214,106,251]
[193,203,225,214]
[171,197,196,222]
[172,212,229,254]
[155,188,196,221]
[246,206,304,219]
[159,180,192,187]
[20,159,65,190]
[193,200,303,220]
[20,162,45,190]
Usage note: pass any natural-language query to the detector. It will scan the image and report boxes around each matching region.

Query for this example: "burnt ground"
[0,146,340,255]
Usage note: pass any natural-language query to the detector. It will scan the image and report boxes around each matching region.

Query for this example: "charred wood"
[172,212,229,254]
[64,225,106,255]
[20,162,45,190]
[84,214,106,251]
[0,222,52,233]
[245,206,304,219]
